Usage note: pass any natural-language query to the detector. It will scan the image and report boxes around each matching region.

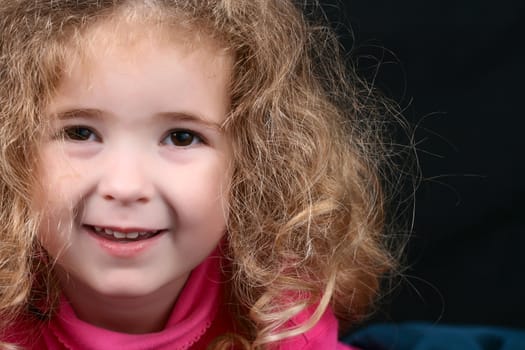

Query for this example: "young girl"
[0,0,398,348]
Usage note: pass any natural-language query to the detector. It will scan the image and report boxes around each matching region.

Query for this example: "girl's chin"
[55,264,189,304]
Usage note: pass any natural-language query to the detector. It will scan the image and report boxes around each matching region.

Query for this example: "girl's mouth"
[85,225,162,242]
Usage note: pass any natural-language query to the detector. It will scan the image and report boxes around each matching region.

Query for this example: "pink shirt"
[4,253,357,349]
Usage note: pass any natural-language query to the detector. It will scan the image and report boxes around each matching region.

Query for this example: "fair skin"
[37,24,232,334]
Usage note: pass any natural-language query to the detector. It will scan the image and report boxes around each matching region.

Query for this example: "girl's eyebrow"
[53,108,102,120]
[155,112,223,131]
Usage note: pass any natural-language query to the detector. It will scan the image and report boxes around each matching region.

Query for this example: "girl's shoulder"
[279,305,359,350]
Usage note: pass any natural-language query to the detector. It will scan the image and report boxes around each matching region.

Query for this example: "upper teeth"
[93,226,152,239]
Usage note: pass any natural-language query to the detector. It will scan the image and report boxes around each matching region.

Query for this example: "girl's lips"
[83,225,166,258]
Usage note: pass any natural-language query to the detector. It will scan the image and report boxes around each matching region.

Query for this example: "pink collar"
[48,253,223,350]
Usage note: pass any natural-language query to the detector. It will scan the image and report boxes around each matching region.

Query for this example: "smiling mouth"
[85,225,163,242]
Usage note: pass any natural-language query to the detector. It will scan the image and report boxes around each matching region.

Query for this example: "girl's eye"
[163,130,202,147]
[62,126,98,141]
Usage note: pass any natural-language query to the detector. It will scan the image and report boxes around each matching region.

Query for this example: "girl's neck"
[56,269,189,334]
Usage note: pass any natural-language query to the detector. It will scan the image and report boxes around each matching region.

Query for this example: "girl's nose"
[96,154,153,204]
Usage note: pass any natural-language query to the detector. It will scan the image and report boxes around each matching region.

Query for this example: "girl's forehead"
[48,18,233,122]
[60,17,231,83]
[64,13,228,66]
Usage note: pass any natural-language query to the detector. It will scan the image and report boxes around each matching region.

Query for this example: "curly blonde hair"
[0,0,401,348]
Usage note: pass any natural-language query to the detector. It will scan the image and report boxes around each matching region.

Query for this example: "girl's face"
[38,29,232,304]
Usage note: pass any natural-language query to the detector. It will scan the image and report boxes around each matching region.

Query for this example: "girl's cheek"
[35,203,73,260]
[32,152,76,255]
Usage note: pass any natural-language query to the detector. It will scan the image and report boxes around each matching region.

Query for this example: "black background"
[320,0,525,329]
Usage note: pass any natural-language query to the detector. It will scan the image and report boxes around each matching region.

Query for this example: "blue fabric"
[342,323,525,350]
